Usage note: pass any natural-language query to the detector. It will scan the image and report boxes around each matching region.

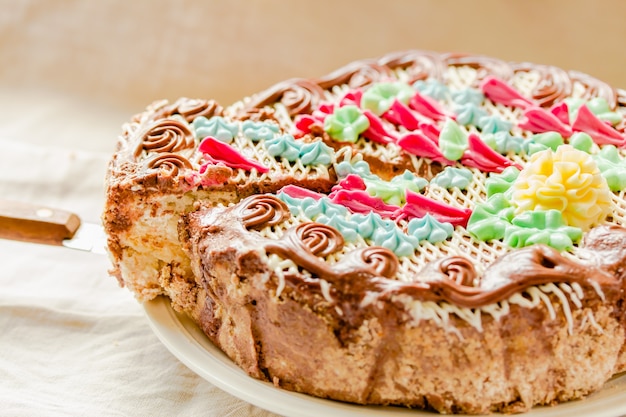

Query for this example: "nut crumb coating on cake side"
[103,50,626,414]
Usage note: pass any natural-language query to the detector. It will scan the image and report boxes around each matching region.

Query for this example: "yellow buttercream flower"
[511,145,612,231]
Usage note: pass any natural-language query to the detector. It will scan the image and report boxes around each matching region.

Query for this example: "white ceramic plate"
[144,296,626,417]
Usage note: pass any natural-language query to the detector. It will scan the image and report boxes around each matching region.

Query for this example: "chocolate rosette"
[239,195,290,231]
[438,256,477,287]
[134,119,195,158]
[512,63,572,107]
[295,222,344,258]
[349,246,399,279]
[247,79,325,116]
[379,50,445,82]
[143,152,193,177]
[442,52,514,83]
[173,98,224,122]
[316,59,394,90]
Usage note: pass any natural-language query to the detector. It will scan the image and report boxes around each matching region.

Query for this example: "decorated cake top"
[112,50,626,325]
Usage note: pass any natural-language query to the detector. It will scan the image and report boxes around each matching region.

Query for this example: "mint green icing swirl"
[522,132,564,155]
[315,214,360,243]
[351,212,393,240]
[485,166,520,198]
[593,145,626,191]
[372,226,419,257]
[566,97,622,125]
[366,170,428,205]
[430,167,473,190]
[192,116,239,143]
[455,103,488,126]
[265,134,301,161]
[467,194,515,241]
[406,214,454,243]
[569,132,594,153]
[324,105,369,143]
[242,120,280,141]
[438,119,468,161]
[505,210,582,251]
[299,141,334,165]
[478,115,513,134]
[303,197,348,220]
[361,82,414,115]
[278,194,317,216]
[412,79,450,100]
[483,132,525,155]
[334,159,374,179]
[451,88,485,106]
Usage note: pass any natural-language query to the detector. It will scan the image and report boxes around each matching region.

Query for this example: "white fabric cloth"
[0,138,278,417]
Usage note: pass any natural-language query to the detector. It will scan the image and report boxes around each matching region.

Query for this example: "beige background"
[1,0,626,154]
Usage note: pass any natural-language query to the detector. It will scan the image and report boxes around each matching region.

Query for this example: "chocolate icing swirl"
[315,60,394,90]
[239,194,290,231]
[570,70,617,109]
[247,78,326,116]
[295,223,344,257]
[442,52,514,82]
[438,256,477,287]
[378,50,445,82]
[174,98,224,122]
[512,63,572,107]
[134,119,195,158]
[143,153,192,176]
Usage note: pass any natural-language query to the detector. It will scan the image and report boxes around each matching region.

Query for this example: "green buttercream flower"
[430,167,474,190]
[593,145,626,191]
[192,116,239,143]
[324,105,370,143]
[406,214,454,243]
[242,120,280,141]
[466,194,515,241]
[485,166,520,198]
[361,82,414,115]
[505,210,583,251]
[365,170,428,206]
[565,97,622,125]
[438,119,468,161]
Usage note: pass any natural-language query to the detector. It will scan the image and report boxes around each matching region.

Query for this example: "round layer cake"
[103,50,626,414]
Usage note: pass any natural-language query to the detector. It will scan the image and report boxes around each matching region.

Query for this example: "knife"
[0,199,108,254]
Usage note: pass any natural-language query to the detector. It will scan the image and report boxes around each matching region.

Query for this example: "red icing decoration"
[279,185,323,200]
[550,102,570,125]
[394,190,472,227]
[397,132,454,166]
[461,133,522,173]
[339,89,363,107]
[362,110,397,144]
[518,106,573,137]
[572,104,626,146]
[330,189,400,218]
[409,92,452,121]
[418,122,441,143]
[480,76,534,109]
[331,174,367,192]
[293,114,319,137]
[382,100,424,130]
[198,137,269,173]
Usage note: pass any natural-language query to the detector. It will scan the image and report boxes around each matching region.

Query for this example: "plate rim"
[143,295,626,417]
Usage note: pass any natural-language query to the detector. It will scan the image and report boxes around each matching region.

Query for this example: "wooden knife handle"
[0,199,81,245]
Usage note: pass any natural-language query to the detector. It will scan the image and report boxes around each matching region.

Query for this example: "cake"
[103,50,626,414]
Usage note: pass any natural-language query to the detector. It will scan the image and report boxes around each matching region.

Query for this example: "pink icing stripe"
[572,104,626,146]
[330,189,400,217]
[480,76,534,109]
[409,92,452,121]
[339,89,363,107]
[279,185,324,200]
[331,174,367,192]
[418,122,441,144]
[382,100,424,130]
[362,110,397,144]
[397,132,454,165]
[198,137,269,173]
[550,102,570,125]
[393,190,472,227]
[461,133,522,173]
[518,106,573,137]
[293,114,319,136]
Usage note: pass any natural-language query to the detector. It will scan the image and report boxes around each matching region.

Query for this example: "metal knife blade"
[0,199,107,254]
